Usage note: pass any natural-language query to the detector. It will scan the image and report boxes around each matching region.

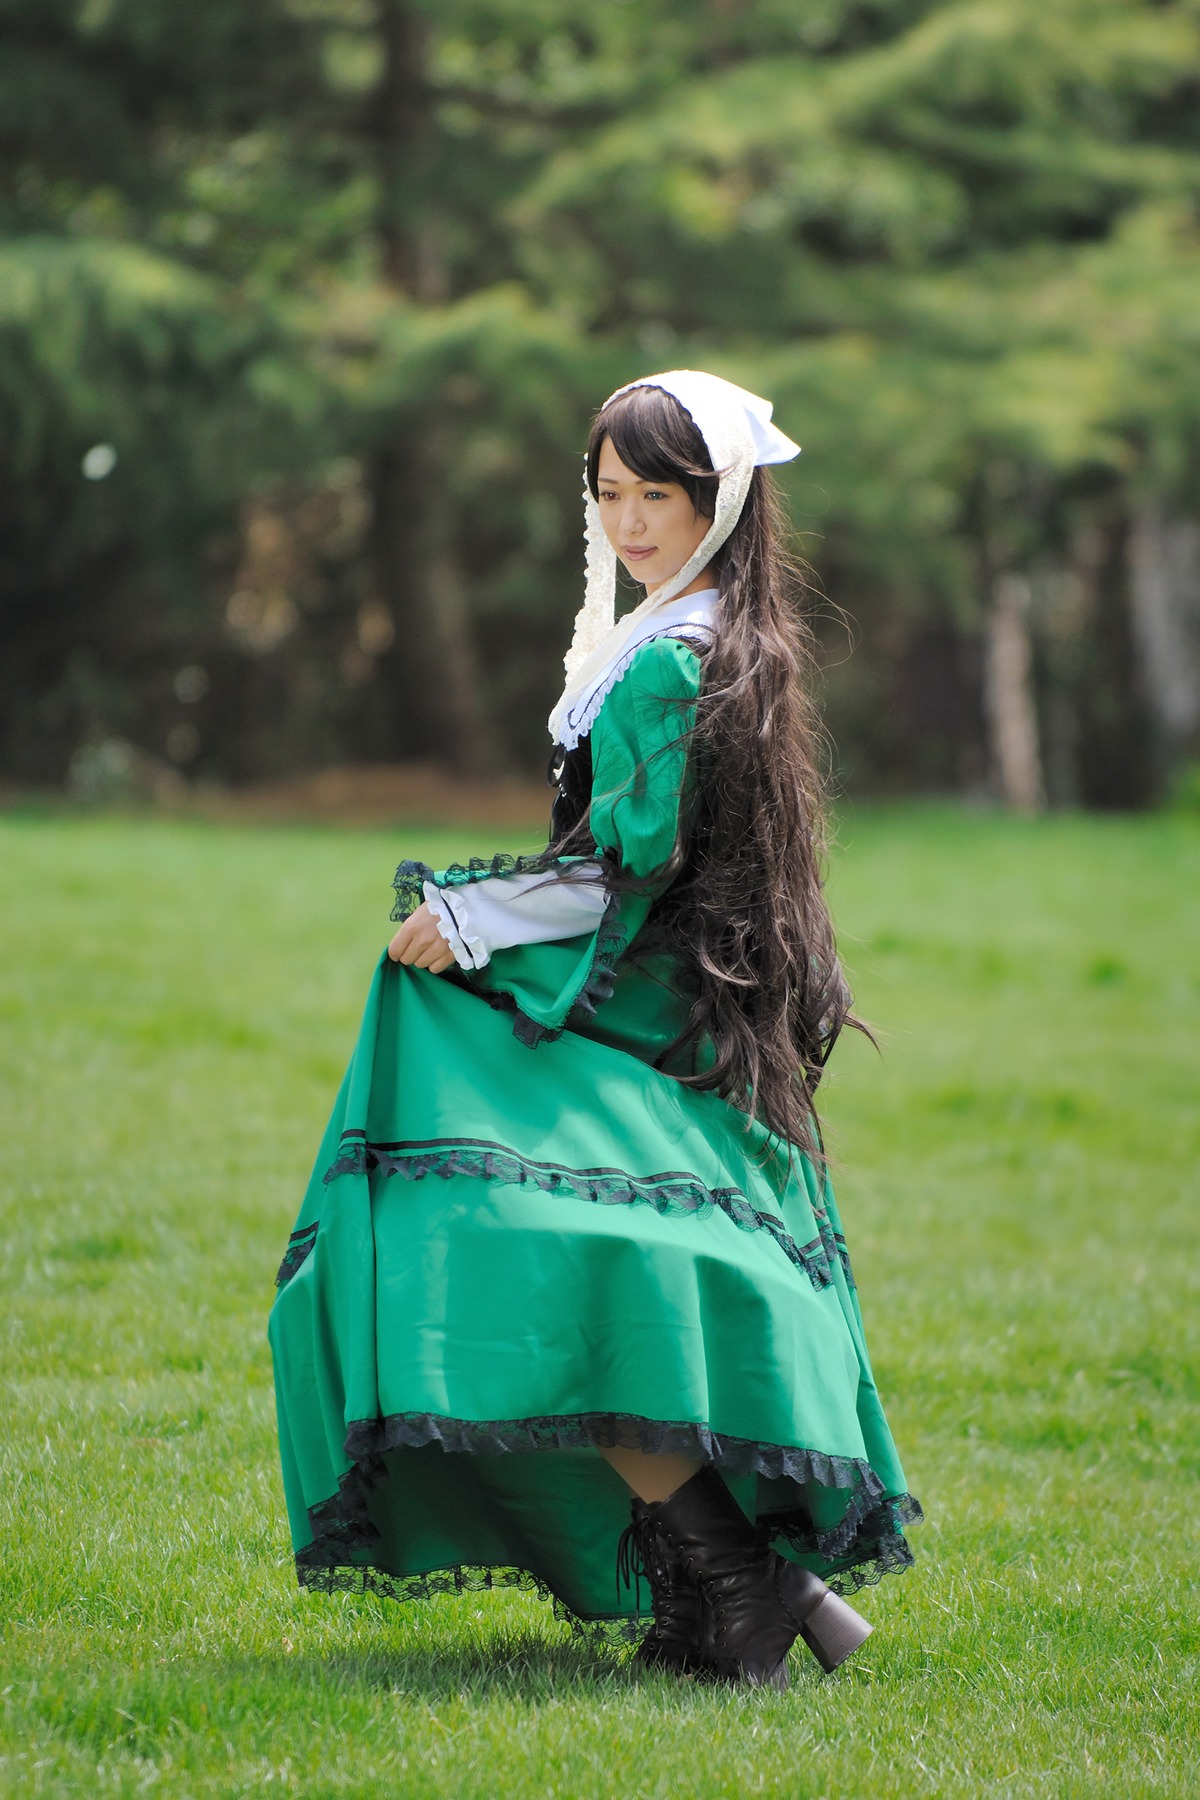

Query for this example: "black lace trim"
[296,1540,913,1642]
[298,1556,644,1642]
[342,1410,916,1561]
[295,1411,921,1641]
[295,1458,641,1641]
[769,1493,923,1596]
[566,891,627,1027]
[391,852,569,922]
[324,1131,836,1292]
[275,1221,318,1289]
[813,1206,855,1289]
[390,854,626,1050]
[485,890,628,1051]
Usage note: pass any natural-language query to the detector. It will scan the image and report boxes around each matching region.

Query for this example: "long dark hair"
[583,384,861,1164]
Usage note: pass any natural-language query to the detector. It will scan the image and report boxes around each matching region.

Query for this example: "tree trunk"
[983,571,1045,812]
[371,428,501,771]
[1127,506,1200,755]
[367,0,497,775]
[1073,513,1158,809]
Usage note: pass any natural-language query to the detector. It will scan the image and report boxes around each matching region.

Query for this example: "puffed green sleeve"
[588,634,700,881]
[417,635,702,1045]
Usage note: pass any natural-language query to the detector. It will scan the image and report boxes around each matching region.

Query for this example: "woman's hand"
[387,902,458,974]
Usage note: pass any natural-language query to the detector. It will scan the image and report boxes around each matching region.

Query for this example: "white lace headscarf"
[547,370,801,747]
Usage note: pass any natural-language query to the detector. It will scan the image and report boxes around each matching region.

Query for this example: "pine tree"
[3,0,1199,801]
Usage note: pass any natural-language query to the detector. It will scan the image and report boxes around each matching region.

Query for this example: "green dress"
[269,636,919,1638]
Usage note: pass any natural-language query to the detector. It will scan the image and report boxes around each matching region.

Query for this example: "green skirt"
[269,949,920,1638]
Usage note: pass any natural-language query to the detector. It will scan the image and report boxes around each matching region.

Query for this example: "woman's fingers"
[386,919,416,962]
[388,904,457,974]
[409,924,450,968]
[413,945,457,973]
[388,907,436,963]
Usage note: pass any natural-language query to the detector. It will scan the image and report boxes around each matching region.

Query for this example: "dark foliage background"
[3,0,1200,807]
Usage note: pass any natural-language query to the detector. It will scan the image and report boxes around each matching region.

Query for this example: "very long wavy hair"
[583,385,860,1163]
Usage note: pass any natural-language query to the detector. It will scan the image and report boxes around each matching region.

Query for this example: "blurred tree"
[0,0,330,782]
[516,0,1200,802]
[2,0,1199,801]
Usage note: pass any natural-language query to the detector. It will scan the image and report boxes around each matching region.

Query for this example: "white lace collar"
[553,588,719,751]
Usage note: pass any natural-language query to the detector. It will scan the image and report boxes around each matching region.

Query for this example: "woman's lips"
[622,546,656,561]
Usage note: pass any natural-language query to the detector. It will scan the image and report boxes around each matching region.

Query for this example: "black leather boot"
[617,1496,710,1675]
[646,1466,873,1689]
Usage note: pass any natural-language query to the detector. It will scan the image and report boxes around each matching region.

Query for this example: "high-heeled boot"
[616,1496,710,1675]
[645,1466,873,1689]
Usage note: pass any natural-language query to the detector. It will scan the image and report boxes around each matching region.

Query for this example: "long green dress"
[269,635,920,1638]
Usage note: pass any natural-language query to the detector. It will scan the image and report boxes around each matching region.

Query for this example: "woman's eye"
[645,489,667,501]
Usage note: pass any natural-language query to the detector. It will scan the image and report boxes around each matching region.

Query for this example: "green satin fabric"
[268,638,917,1630]
[468,636,699,1034]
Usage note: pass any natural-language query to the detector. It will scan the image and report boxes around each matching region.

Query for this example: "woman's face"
[594,439,713,594]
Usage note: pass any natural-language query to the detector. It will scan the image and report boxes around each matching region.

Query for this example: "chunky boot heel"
[643,1467,875,1688]
[796,1586,873,1673]
[774,1560,873,1675]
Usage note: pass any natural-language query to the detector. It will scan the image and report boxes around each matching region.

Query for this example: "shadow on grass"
[9,1636,660,1759]
[237,1631,650,1703]
[206,1631,849,1710]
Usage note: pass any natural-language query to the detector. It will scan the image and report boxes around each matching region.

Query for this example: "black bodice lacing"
[546,736,593,849]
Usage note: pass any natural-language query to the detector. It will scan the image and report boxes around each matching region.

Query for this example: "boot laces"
[615,1512,665,1610]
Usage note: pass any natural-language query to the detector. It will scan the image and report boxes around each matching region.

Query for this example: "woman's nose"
[622,504,646,537]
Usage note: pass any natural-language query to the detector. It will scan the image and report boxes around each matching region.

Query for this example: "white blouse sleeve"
[422,866,609,972]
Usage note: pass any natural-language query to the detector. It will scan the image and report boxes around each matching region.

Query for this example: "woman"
[269,370,920,1689]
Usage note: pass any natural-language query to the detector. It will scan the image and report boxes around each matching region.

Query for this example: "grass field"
[1,806,1197,1799]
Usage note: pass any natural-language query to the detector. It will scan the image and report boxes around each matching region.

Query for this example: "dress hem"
[296,1557,649,1645]
[292,1407,921,1640]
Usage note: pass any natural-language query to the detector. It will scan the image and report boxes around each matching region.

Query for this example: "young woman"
[269,370,920,1689]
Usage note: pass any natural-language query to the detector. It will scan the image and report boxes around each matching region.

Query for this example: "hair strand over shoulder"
[580,386,866,1168]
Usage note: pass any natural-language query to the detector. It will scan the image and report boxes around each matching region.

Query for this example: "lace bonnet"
[547,369,801,746]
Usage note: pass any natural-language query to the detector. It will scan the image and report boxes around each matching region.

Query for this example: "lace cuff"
[422,866,610,972]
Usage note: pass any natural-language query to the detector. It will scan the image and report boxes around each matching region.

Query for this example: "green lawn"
[1,807,1197,1799]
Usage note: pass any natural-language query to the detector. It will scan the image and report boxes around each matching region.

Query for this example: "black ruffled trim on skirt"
[295,1408,921,1642]
[319,1131,839,1294]
[275,1221,318,1289]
